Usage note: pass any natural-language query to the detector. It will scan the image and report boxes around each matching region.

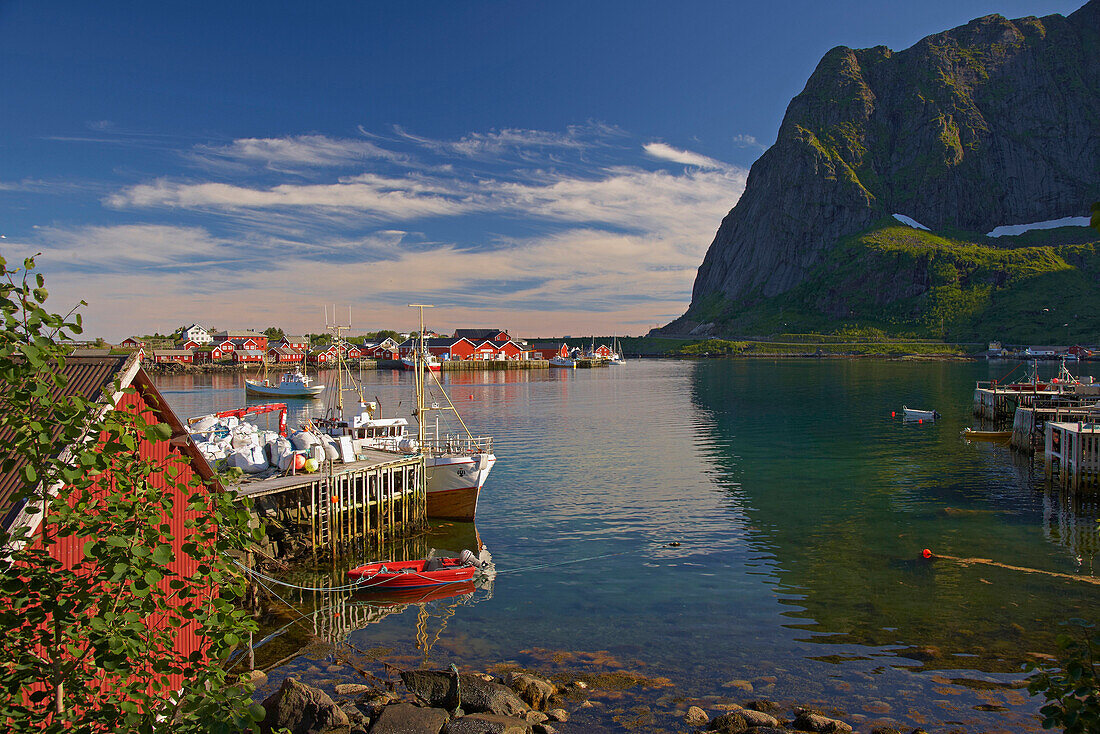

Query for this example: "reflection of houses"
[0,354,221,686]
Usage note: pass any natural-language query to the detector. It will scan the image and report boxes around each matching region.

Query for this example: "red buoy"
[922,548,933,559]
[919,419,923,424]
[891,411,896,417]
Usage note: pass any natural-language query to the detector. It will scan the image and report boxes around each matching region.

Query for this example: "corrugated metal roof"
[0,354,136,527]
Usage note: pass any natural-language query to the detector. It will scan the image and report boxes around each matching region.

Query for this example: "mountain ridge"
[660,0,1100,339]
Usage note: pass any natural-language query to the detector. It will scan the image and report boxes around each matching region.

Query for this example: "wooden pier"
[1045,421,1100,489]
[233,448,424,551]
[1010,402,1100,453]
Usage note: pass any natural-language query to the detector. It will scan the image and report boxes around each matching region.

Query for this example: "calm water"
[154,359,1100,733]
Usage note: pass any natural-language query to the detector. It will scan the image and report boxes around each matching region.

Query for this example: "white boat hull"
[245,380,325,398]
[425,453,495,521]
[902,407,939,421]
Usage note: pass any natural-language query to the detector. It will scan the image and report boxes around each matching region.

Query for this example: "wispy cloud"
[643,142,729,170]
[31,123,748,339]
[732,133,765,149]
[191,134,407,170]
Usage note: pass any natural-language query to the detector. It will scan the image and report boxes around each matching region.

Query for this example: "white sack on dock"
[290,430,320,451]
[320,434,339,461]
[268,436,293,470]
[228,444,268,474]
[190,415,219,433]
[309,445,325,464]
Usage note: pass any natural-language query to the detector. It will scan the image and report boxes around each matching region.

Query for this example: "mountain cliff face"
[664,1,1100,336]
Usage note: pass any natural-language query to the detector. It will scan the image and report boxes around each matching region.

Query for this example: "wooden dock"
[1045,421,1100,489]
[232,449,424,551]
[1010,402,1100,453]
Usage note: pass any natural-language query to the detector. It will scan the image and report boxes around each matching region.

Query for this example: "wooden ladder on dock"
[317,475,332,546]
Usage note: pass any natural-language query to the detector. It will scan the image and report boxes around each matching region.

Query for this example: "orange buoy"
[922,548,933,559]
[293,454,306,470]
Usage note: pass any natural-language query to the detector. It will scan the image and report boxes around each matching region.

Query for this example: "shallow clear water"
[154,359,1100,732]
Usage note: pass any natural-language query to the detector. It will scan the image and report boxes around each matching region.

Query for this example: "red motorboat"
[353,579,477,605]
[348,555,478,590]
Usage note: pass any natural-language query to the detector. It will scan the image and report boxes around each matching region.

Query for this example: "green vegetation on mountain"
[692,221,1100,343]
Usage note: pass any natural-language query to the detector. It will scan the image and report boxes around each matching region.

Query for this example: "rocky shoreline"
[250,664,971,734]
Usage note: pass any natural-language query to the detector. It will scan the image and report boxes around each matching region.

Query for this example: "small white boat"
[902,405,939,421]
[245,370,324,398]
[549,356,576,368]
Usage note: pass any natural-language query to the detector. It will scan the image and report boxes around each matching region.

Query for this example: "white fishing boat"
[608,337,625,365]
[245,369,325,398]
[902,406,939,421]
[402,351,441,371]
[548,356,576,368]
[314,306,495,521]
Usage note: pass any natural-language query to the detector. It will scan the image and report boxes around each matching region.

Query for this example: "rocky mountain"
[661,1,1100,339]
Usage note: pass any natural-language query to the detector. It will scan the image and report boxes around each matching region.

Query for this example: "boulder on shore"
[443,712,532,733]
[370,702,449,733]
[402,669,529,717]
[260,676,351,734]
[505,672,557,710]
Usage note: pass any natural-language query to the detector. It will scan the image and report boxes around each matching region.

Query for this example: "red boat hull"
[348,557,475,589]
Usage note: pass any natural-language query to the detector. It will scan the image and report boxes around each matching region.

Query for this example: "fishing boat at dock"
[313,305,496,521]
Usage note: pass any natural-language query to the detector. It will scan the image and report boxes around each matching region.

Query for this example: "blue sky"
[0,0,1085,340]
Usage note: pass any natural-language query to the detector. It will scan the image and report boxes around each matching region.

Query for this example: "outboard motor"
[460,549,484,569]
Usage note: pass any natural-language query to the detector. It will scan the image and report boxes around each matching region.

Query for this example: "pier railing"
[425,434,493,457]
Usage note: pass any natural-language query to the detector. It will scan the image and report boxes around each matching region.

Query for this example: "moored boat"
[549,356,576,368]
[402,352,441,371]
[347,554,479,589]
[962,428,1012,440]
[245,369,324,398]
[902,406,939,421]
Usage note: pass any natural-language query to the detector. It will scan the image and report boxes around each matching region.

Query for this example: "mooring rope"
[933,553,1100,586]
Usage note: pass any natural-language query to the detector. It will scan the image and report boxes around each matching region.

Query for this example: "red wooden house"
[232,349,265,364]
[399,337,477,361]
[267,346,304,364]
[279,336,309,351]
[308,346,339,364]
[180,339,201,351]
[593,344,614,359]
[365,338,401,360]
[120,337,144,349]
[0,354,220,700]
[472,340,525,360]
[342,345,364,360]
[531,342,569,360]
[454,328,511,343]
[214,339,235,354]
[151,349,194,364]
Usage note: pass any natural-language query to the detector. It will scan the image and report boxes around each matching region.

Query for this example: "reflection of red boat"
[353,579,476,605]
[348,557,476,589]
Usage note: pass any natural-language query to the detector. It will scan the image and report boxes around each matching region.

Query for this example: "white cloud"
[643,142,728,170]
[732,133,764,149]
[393,122,624,159]
[192,134,406,169]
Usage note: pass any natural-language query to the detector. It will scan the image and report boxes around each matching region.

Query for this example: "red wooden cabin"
[0,354,221,700]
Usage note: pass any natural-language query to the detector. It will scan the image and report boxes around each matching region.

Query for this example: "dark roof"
[0,354,137,527]
[398,337,471,348]
[529,341,566,349]
[453,328,508,340]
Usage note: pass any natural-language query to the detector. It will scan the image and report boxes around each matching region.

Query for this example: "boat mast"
[409,304,433,519]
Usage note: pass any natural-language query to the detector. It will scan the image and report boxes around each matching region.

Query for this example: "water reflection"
[687,359,1100,677]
